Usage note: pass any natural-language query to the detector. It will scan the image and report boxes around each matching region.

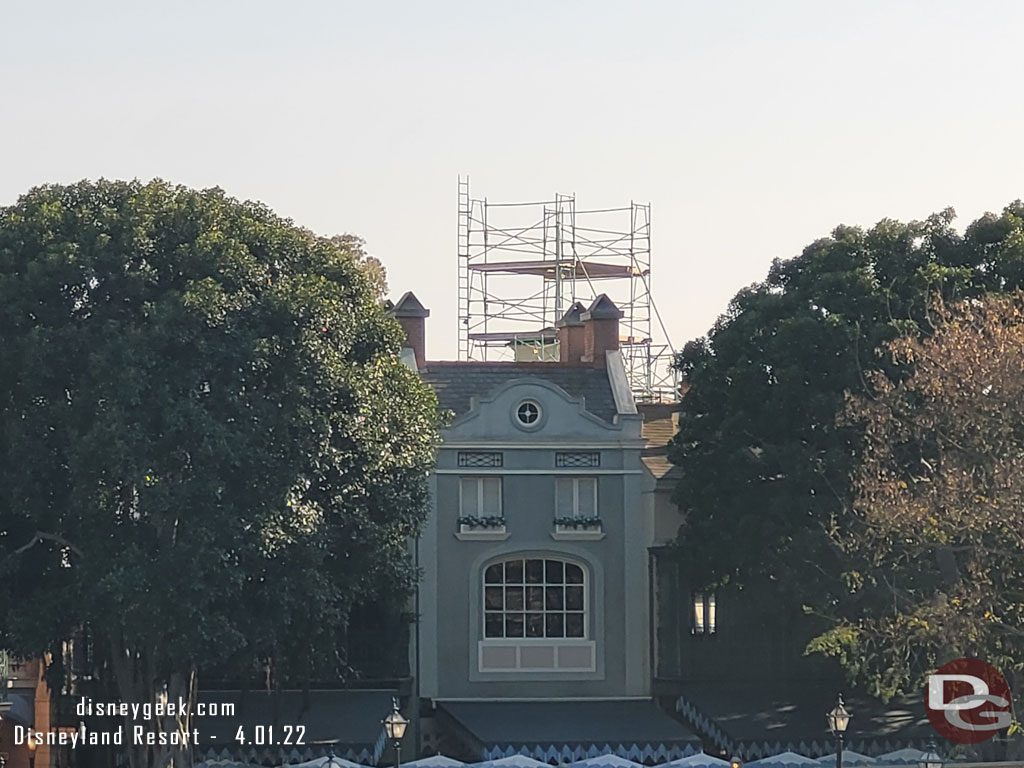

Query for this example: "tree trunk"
[109,637,197,768]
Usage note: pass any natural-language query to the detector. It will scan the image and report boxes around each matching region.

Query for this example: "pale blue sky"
[3,1,1023,359]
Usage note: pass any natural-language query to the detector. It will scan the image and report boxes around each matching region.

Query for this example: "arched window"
[483,557,587,639]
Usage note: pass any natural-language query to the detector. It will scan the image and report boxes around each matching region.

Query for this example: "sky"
[3,0,1024,361]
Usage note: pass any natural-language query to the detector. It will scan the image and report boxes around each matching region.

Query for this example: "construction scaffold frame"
[457,177,677,401]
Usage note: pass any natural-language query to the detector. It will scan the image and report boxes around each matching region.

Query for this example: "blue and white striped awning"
[565,755,645,768]
[405,757,467,768]
[665,754,732,768]
[816,752,876,766]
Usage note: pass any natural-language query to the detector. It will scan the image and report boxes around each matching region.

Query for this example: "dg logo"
[926,658,1012,744]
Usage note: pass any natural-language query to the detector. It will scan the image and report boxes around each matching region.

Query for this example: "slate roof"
[440,698,700,749]
[420,362,620,424]
[193,688,393,749]
[675,684,933,760]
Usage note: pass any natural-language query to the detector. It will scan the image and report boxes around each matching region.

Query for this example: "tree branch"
[13,531,84,558]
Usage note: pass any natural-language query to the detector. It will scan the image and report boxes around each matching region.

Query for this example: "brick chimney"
[389,291,430,368]
[581,294,622,367]
[556,302,587,363]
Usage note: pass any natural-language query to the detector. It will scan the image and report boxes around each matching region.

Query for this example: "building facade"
[391,293,697,762]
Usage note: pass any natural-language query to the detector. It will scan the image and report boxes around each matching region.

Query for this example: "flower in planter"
[553,516,602,529]
[457,515,506,529]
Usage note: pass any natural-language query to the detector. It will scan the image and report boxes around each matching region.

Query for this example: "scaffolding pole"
[457,177,677,400]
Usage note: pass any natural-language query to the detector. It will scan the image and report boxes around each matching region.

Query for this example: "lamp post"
[730,757,743,768]
[826,694,851,768]
[383,699,409,768]
[323,747,344,767]
[918,741,943,768]
[26,738,36,768]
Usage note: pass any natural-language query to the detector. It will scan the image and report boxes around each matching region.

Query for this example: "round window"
[515,400,541,427]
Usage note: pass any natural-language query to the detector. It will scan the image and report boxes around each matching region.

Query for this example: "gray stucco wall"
[417,375,650,699]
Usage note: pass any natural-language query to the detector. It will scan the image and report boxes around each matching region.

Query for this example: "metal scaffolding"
[457,177,677,400]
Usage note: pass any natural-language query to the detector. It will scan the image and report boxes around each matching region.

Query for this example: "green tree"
[809,294,1024,711]
[668,203,1024,607]
[0,180,440,768]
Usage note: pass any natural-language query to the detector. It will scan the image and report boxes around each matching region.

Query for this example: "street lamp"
[826,694,851,768]
[730,757,743,768]
[383,699,409,768]
[918,742,943,768]
[323,747,345,767]
[26,738,36,768]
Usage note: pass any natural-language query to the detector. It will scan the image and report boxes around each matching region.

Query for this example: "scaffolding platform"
[457,177,677,400]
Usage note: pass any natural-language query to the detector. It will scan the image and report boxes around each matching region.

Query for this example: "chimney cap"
[555,301,587,328]
[390,291,430,318]
[581,294,623,321]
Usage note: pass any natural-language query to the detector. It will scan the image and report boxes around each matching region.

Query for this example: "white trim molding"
[456,528,510,541]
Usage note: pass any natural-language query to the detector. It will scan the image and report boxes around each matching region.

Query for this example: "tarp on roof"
[439,699,701,764]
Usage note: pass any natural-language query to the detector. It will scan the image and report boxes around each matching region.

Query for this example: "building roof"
[439,699,701,763]
[640,403,681,482]
[193,689,394,763]
[391,291,431,318]
[420,362,620,423]
[675,684,933,761]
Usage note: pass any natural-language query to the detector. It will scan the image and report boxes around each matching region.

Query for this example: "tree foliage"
[669,202,1024,606]
[808,293,1024,705]
[0,180,439,767]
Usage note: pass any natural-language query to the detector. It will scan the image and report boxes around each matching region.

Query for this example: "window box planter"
[551,517,605,540]
[456,515,509,541]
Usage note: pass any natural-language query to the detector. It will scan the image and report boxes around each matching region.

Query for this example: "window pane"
[526,587,544,610]
[545,560,564,584]
[565,563,583,584]
[555,478,574,515]
[566,613,584,638]
[505,613,524,638]
[578,478,596,516]
[526,613,544,638]
[506,586,523,611]
[484,564,503,584]
[460,478,479,516]
[565,586,583,611]
[485,587,503,610]
[545,613,564,638]
[545,587,564,610]
[526,559,544,583]
[482,477,501,515]
[485,614,503,638]
[505,560,523,582]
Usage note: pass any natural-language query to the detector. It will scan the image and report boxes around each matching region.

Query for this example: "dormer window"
[515,400,541,427]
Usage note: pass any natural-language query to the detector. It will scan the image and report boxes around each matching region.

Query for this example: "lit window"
[515,400,541,427]
[555,477,597,518]
[693,592,716,635]
[483,558,587,639]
